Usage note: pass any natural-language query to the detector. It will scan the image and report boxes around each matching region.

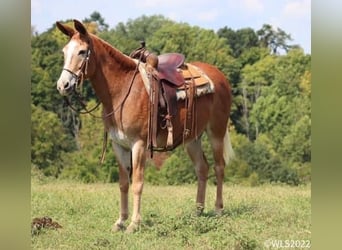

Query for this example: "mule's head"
[56,20,94,96]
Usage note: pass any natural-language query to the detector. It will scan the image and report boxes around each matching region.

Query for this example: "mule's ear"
[56,21,75,37]
[73,19,88,36]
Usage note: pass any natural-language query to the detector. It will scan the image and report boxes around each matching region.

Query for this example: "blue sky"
[31,0,311,54]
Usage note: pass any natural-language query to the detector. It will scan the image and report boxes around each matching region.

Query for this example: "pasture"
[31,178,311,249]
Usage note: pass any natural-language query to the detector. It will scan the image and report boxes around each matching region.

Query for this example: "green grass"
[31,178,311,250]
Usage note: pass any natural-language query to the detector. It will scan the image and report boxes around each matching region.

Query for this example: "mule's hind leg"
[186,139,209,215]
[111,142,131,232]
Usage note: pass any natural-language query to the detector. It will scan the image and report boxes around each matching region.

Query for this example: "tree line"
[31,12,311,185]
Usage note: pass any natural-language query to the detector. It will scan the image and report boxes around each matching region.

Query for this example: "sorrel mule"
[56,20,234,233]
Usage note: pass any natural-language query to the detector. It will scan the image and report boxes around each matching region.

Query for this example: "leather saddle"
[129,44,203,154]
[157,53,185,87]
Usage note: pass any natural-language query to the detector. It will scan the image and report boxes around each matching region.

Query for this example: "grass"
[31,177,311,250]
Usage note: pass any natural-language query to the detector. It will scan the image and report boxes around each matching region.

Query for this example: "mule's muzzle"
[57,81,74,96]
[57,73,79,96]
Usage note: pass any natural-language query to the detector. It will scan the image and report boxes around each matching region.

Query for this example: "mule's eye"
[78,50,86,56]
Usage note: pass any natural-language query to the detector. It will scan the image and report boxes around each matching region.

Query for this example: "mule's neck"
[88,34,137,111]
[91,34,137,70]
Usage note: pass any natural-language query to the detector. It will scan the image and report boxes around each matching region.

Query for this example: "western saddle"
[130,42,213,157]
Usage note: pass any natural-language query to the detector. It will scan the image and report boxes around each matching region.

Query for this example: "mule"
[56,20,234,233]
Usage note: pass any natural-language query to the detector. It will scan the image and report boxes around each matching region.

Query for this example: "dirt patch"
[31,216,62,235]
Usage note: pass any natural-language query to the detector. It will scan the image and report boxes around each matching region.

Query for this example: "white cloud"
[283,0,311,19]
[226,0,264,13]
[31,0,42,13]
[196,9,220,22]
[135,0,204,8]
[242,0,264,12]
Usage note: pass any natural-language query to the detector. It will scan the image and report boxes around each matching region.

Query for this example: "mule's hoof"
[196,204,204,216]
[125,222,139,234]
[215,208,224,216]
[112,223,125,233]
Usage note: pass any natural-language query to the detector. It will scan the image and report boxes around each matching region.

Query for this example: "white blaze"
[57,40,80,94]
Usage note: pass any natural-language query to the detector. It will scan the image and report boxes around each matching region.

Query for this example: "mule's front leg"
[112,164,130,232]
[111,143,131,232]
[186,140,209,215]
[126,140,146,233]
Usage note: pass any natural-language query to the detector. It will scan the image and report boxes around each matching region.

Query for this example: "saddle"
[157,53,185,87]
[130,43,214,156]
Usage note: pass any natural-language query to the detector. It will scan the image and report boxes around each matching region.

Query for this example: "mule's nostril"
[64,82,70,89]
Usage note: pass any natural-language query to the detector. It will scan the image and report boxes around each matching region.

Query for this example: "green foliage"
[31,104,73,176]
[148,22,234,77]
[217,26,259,57]
[100,15,174,54]
[146,149,196,185]
[257,24,297,54]
[83,11,109,32]
[281,115,311,164]
[247,172,260,187]
[227,130,301,185]
[59,100,119,183]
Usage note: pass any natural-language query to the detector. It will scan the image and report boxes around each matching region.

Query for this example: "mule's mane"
[89,33,136,69]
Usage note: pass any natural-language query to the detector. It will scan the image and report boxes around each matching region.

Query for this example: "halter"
[62,48,107,119]
[62,49,91,92]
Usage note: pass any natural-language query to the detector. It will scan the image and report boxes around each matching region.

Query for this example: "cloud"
[31,0,42,13]
[135,0,203,8]
[242,0,264,12]
[283,0,311,19]
[226,0,264,13]
[196,8,220,22]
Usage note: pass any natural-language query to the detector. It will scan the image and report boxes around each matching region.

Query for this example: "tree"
[217,27,259,57]
[148,22,234,77]
[281,115,311,165]
[100,15,174,55]
[60,100,119,183]
[31,104,73,177]
[233,55,277,137]
[83,11,109,32]
[257,24,297,54]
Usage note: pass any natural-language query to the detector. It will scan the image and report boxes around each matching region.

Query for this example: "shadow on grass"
[223,202,257,218]
[142,202,258,229]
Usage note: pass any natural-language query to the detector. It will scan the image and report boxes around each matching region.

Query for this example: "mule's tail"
[223,124,235,166]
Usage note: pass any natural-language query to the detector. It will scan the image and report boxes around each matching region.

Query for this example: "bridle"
[62,48,106,118]
[63,49,91,92]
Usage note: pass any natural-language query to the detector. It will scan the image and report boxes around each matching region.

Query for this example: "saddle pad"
[178,63,212,90]
[181,63,202,79]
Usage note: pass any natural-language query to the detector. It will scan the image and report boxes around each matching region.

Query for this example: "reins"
[64,47,142,119]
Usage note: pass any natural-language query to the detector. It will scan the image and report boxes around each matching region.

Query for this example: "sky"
[31,0,311,54]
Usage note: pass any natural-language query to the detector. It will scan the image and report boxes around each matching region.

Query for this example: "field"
[31,178,311,250]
